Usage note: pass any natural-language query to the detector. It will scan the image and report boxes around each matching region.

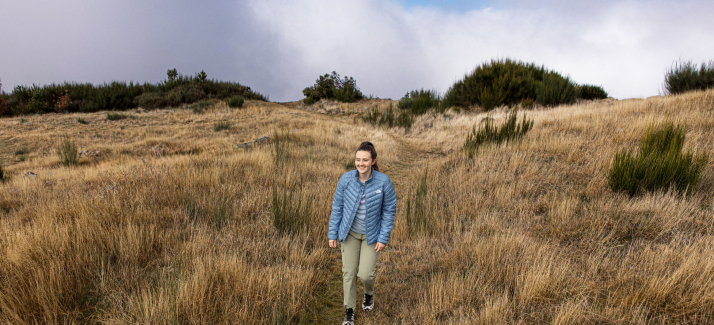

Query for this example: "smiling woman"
[327,141,397,325]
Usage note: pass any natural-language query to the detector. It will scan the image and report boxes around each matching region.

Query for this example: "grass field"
[1,90,713,324]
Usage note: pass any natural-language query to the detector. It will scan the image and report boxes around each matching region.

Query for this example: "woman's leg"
[357,235,379,296]
[341,231,361,309]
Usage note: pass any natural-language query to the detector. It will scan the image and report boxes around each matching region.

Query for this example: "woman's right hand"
[329,240,337,248]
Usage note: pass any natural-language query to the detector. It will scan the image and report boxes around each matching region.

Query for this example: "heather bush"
[398,89,441,115]
[1,70,267,116]
[226,96,244,108]
[608,121,708,196]
[664,60,714,95]
[578,84,608,100]
[443,58,602,110]
[536,74,579,107]
[303,71,363,104]
[464,110,534,158]
[133,92,167,110]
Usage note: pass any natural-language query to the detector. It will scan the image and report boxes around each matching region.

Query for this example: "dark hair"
[356,141,379,171]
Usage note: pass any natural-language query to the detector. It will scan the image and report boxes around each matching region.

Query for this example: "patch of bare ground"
[1,90,713,323]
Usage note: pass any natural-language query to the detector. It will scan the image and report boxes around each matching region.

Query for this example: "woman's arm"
[327,178,344,242]
[377,178,397,245]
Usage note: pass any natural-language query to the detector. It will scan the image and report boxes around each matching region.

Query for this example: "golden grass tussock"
[1,90,714,323]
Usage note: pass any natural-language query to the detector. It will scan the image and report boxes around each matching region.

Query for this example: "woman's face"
[355,150,375,174]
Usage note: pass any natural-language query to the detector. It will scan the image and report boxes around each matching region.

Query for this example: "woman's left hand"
[375,242,386,253]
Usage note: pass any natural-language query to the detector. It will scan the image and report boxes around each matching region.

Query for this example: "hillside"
[1,91,713,324]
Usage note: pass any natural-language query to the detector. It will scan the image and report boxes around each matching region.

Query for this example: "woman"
[328,141,397,325]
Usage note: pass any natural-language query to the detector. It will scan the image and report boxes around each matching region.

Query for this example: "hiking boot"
[342,308,354,325]
[362,294,374,311]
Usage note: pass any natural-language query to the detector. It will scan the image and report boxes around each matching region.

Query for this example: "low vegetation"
[226,96,245,109]
[106,112,130,120]
[77,117,89,124]
[303,71,364,105]
[664,60,714,95]
[608,121,708,196]
[213,121,232,132]
[0,69,267,116]
[189,100,213,114]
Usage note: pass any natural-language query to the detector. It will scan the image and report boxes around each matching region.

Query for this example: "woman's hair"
[356,141,379,171]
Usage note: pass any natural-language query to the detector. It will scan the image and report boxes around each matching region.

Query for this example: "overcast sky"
[1,0,713,101]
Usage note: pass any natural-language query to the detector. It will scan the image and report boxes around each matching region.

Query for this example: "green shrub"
[167,84,206,106]
[272,177,312,235]
[27,88,49,114]
[578,84,608,100]
[57,137,79,166]
[398,89,441,115]
[608,121,708,196]
[226,96,245,108]
[213,121,232,131]
[107,112,129,120]
[443,58,594,110]
[133,92,166,109]
[464,110,534,158]
[79,101,100,113]
[536,74,579,107]
[302,71,363,104]
[343,158,356,170]
[664,60,714,95]
[189,100,212,114]
[77,117,89,124]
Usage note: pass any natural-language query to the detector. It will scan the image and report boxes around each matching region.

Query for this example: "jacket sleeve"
[378,177,397,244]
[328,178,344,241]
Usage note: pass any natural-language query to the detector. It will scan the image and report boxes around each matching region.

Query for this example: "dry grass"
[1,91,713,324]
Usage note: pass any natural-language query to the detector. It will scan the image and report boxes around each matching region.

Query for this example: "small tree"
[302,71,364,105]
[27,87,49,114]
[167,68,178,82]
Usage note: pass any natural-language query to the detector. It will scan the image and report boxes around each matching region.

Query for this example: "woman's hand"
[375,242,386,253]
[329,240,337,248]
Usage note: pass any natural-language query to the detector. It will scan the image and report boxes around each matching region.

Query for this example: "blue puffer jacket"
[328,168,397,246]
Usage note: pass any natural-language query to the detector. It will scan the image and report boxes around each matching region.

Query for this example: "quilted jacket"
[328,167,397,246]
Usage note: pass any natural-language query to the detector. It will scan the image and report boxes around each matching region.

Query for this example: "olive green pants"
[341,230,380,309]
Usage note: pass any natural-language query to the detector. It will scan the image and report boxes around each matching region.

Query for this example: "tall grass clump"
[405,167,431,235]
[398,89,442,115]
[442,58,603,110]
[608,121,708,196]
[189,100,212,114]
[57,137,79,166]
[106,112,129,120]
[361,104,413,131]
[664,60,714,95]
[226,96,244,108]
[272,177,312,234]
[213,121,232,132]
[302,71,364,105]
[464,110,534,157]
[272,128,292,168]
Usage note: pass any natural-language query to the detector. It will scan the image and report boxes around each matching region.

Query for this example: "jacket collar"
[353,167,375,184]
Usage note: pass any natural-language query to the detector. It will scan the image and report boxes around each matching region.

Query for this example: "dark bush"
[664,60,714,95]
[578,84,608,100]
[80,101,101,113]
[464,110,534,158]
[133,92,167,110]
[303,71,363,104]
[608,121,708,196]
[27,88,49,114]
[226,96,245,108]
[214,121,232,131]
[1,70,267,116]
[443,58,598,110]
[190,100,212,114]
[536,74,579,107]
[398,89,441,115]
